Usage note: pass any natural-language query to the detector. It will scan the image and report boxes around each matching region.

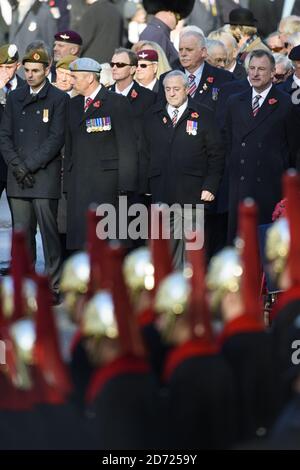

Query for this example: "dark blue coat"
[140,99,224,205]
[225,85,299,242]
[0,80,68,199]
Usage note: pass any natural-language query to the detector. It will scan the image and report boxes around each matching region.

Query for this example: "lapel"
[240,85,280,137]
[80,86,108,124]
[18,79,50,108]
[109,81,136,102]
[195,62,214,102]
[127,81,138,103]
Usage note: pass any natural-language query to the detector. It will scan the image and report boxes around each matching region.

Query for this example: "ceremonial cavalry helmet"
[123,247,155,298]
[81,290,118,339]
[206,247,243,313]
[60,252,90,314]
[265,217,290,283]
[154,270,191,339]
[1,276,37,319]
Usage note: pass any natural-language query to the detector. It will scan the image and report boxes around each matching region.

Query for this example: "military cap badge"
[33,53,40,61]
[60,34,70,40]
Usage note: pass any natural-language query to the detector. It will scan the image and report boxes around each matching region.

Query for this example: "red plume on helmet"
[10,228,34,321]
[238,199,262,320]
[86,206,112,296]
[34,274,72,403]
[284,170,300,286]
[186,239,214,344]
[150,205,173,295]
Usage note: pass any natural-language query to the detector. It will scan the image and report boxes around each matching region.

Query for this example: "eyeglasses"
[110,62,132,68]
[137,63,155,68]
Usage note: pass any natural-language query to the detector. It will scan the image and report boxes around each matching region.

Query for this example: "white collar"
[85,84,102,102]
[115,81,134,97]
[252,83,273,101]
[30,80,46,95]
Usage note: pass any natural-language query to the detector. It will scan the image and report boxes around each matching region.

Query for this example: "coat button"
[257,177,261,182]
[22,111,25,115]
[240,159,244,164]
[19,129,24,132]
[240,176,245,181]
[36,110,40,114]
[241,142,246,147]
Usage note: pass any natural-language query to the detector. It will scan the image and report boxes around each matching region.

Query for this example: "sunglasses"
[110,62,132,68]
[137,63,155,68]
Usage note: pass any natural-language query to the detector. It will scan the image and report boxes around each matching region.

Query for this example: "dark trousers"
[9,198,62,292]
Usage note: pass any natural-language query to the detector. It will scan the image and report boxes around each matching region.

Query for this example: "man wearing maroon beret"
[53,30,82,63]
[136,49,159,93]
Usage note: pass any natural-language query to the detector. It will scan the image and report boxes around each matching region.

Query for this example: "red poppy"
[191,112,199,118]
[268,98,278,105]
[131,89,138,98]
[163,116,167,124]
[93,100,101,108]
[207,76,214,83]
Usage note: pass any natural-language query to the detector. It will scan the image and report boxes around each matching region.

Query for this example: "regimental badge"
[186,120,198,136]
[212,87,219,101]
[43,109,49,123]
[86,116,112,133]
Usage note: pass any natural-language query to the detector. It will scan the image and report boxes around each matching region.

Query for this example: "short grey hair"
[273,53,294,72]
[163,70,189,88]
[180,31,206,49]
[206,39,227,55]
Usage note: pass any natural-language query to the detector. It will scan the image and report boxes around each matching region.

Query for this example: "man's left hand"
[200,190,215,202]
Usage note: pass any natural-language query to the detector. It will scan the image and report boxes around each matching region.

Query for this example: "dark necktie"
[84,97,93,111]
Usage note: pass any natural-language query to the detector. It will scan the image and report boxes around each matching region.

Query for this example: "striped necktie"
[252,94,261,117]
[172,109,179,127]
[84,97,93,111]
[188,74,197,98]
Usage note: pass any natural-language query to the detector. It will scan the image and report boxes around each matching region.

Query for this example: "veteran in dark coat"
[0,48,68,295]
[225,50,299,243]
[65,58,138,250]
[109,48,156,150]
[158,30,234,112]
[141,70,224,267]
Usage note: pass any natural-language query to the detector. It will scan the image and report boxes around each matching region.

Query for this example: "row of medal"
[86,117,112,133]
[186,120,198,136]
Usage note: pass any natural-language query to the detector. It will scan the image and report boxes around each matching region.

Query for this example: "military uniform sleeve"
[25,93,69,172]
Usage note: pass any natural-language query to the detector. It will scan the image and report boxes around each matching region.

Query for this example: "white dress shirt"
[167,100,188,123]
